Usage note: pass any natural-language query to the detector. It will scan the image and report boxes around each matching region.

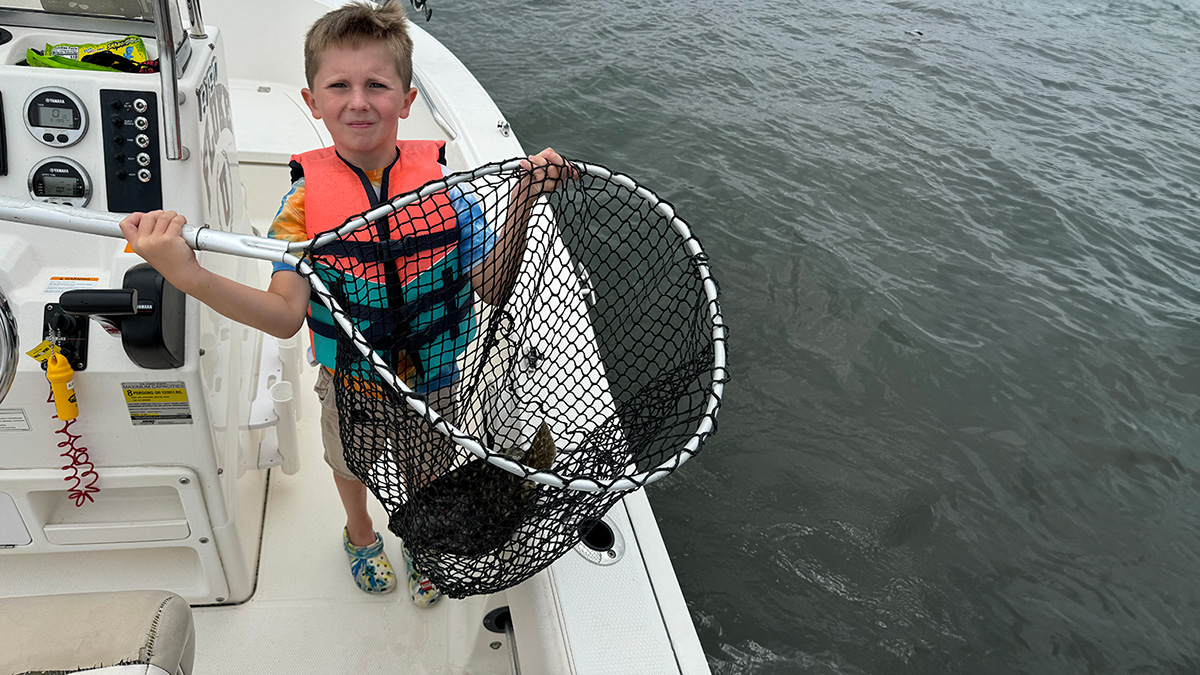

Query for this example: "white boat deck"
[193,366,511,674]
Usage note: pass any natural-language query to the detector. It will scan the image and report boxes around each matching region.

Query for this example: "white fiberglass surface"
[191,365,511,675]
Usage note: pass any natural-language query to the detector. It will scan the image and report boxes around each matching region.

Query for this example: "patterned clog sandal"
[402,545,442,607]
[343,528,397,594]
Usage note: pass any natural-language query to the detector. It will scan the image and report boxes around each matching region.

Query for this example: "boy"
[120,0,573,605]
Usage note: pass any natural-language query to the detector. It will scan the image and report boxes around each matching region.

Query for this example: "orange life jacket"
[295,141,475,388]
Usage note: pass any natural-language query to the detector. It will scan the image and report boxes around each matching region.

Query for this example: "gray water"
[424,2,1200,672]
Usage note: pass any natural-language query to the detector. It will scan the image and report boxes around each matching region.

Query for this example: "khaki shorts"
[314,367,457,483]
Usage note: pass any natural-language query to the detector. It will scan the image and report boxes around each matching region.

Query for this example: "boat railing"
[185,0,207,39]
[412,71,459,141]
[153,0,186,161]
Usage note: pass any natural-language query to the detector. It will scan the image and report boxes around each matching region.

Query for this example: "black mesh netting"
[297,158,727,597]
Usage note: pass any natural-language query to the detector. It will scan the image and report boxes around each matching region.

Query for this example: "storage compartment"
[0,467,241,604]
[1,26,162,67]
[29,484,190,545]
[0,492,32,546]
[0,545,209,599]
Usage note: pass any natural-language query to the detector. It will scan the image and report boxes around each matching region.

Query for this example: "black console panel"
[100,89,162,212]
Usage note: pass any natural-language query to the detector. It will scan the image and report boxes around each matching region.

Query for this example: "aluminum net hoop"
[296,158,727,493]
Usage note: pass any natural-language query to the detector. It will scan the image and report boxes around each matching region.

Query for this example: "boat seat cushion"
[0,590,194,675]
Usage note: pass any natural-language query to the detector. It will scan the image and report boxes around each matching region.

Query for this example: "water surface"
[424,2,1200,672]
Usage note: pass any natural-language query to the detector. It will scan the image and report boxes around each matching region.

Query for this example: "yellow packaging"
[47,35,148,63]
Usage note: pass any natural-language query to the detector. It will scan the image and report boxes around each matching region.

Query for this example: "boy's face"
[301,43,419,171]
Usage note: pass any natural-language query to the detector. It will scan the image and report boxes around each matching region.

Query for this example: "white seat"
[0,590,195,675]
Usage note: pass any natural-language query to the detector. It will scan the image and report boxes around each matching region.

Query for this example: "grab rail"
[412,72,458,141]
[186,0,207,40]
[154,0,185,161]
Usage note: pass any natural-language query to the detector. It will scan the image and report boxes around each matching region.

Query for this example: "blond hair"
[304,1,413,89]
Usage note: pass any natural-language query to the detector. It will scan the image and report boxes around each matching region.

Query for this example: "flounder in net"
[392,422,557,557]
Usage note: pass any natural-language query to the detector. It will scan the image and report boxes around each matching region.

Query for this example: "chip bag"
[46,35,149,63]
[26,49,119,72]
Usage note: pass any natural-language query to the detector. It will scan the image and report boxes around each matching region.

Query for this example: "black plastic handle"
[59,289,139,316]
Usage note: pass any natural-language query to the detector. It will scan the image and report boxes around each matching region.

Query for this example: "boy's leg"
[316,367,397,594]
[333,471,375,547]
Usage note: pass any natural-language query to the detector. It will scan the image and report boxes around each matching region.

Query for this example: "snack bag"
[26,49,119,72]
[46,35,149,63]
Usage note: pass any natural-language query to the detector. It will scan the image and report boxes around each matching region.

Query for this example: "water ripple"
[426,0,1200,672]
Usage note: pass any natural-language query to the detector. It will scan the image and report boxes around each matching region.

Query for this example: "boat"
[0,0,714,672]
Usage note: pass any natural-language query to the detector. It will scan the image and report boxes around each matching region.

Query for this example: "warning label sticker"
[25,340,63,365]
[0,409,32,432]
[122,382,193,425]
[44,276,100,294]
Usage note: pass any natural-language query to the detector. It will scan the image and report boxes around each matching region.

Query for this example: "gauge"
[25,87,88,148]
[28,157,91,207]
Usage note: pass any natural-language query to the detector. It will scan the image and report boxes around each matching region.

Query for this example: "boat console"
[0,0,289,605]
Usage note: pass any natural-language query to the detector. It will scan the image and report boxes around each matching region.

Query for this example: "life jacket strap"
[311,226,463,263]
[306,276,470,374]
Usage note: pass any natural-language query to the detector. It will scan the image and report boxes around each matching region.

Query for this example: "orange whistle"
[46,354,79,421]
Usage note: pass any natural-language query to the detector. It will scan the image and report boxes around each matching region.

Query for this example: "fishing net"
[297,158,727,597]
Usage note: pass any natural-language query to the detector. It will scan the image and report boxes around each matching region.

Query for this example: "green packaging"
[26,49,119,72]
[46,35,149,63]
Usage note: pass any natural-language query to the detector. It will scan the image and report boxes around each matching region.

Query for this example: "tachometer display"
[37,106,76,129]
[25,88,88,147]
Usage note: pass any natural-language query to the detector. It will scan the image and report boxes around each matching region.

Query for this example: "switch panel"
[100,89,162,212]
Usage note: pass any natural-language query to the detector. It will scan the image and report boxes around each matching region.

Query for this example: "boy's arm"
[119,210,311,339]
[468,147,577,306]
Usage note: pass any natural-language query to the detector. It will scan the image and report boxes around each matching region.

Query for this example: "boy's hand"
[518,147,578,201]
[118,210,203,290]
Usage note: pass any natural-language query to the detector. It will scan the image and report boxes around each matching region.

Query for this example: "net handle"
[0,195,291,262]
